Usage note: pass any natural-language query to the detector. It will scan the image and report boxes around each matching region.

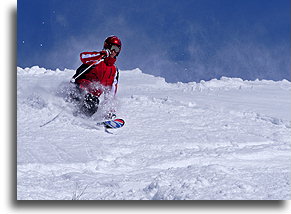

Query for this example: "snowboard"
[96,118,125,129]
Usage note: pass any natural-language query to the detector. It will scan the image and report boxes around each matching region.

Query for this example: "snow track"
[17,66,290,200]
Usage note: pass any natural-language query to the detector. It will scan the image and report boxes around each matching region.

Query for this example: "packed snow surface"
[17,66,290,200]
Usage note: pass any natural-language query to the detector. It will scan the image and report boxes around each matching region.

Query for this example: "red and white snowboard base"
[96,118,125,129]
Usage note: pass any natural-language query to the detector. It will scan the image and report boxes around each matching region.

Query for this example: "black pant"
[66,84,99,117]
[80,93,100,117]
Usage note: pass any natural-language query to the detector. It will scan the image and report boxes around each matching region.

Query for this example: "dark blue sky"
[18,0,290,82]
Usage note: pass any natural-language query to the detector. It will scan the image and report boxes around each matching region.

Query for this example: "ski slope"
[17,66,290,200]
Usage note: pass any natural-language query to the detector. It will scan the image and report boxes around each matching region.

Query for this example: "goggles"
[110,45,120,53]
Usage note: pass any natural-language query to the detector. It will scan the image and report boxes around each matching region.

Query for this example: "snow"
[17,66,290,200]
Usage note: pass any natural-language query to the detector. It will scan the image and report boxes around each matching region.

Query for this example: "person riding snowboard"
[69,35,122,118]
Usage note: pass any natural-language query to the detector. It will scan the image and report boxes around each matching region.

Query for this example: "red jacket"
[75,51,119,97]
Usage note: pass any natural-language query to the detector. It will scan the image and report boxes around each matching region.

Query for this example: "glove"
[100,49,111,58]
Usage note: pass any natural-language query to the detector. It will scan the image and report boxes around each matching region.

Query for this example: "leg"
[80,93,99,117]
[65,83,83,104]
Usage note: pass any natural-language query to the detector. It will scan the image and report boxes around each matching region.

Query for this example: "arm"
[103,68,119,113]
[110,68,119,96]
[80,50,110,64]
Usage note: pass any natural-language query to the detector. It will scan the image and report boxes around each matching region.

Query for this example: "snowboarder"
[68,35,122,118]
